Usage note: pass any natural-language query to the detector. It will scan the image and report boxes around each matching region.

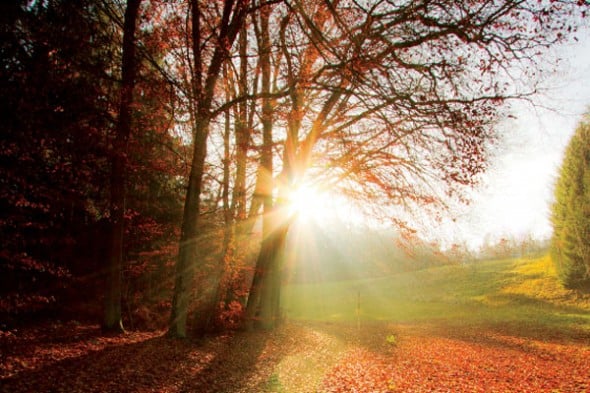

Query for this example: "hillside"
[284,221,452,283]
[283,255,590,334]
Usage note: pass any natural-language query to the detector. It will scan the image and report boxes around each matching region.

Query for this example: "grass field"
[282,255,590,334]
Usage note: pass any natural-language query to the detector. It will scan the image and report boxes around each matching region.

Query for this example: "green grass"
[282,255,590,334]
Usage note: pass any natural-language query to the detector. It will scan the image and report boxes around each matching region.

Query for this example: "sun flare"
[286,184,329,221]
[284,183,366,226]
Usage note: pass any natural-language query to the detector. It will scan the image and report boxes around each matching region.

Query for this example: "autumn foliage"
[1,1,590,383]
[0,1,185,327]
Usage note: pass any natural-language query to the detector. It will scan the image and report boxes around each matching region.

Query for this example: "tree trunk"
[255,221,288,330]
[103,0,141,333]
[169,117,209,338]
[218,24,255,315]
[244,3,276,330]
[169,0,249,338]
[233,24,250,225]
[191,66,236,333]
[216,72,237,324]
[244,221,278,329]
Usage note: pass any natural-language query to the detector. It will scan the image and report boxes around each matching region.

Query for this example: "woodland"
[1,1,590,392]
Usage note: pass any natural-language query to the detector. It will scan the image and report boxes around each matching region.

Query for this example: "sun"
[285,184,330,221]
[283,181,368,226]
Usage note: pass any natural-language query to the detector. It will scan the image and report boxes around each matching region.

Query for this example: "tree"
[243,0,588,329]
[551,113,590,291]
[0,0,117,322]
[169,0,251,338]
[0,0,185,327]
[244,0,278,330]
[103,0,143,333]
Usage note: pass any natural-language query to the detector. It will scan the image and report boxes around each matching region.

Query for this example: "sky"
[445,28,590,249]
[290,26,590,251]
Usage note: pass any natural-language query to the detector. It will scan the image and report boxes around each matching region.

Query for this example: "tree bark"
[103,0,142,333]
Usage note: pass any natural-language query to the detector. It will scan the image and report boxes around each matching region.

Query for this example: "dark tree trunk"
[103,0,142,333]
[169,118,210,337]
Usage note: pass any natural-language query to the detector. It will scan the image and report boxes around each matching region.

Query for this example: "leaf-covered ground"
[1,319,589,392]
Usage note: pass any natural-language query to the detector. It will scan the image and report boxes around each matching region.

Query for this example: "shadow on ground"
[0,327,277,393]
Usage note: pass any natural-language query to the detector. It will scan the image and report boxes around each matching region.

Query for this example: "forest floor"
[1,317,589,392]
[3,256,590,392]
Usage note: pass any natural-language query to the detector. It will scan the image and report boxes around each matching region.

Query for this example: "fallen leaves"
[320,323,590,393]
[1,320,589,392]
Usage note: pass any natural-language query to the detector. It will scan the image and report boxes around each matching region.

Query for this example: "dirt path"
[1,321,589,392]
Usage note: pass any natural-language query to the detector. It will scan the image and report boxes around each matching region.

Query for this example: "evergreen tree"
[551,114,590,290]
